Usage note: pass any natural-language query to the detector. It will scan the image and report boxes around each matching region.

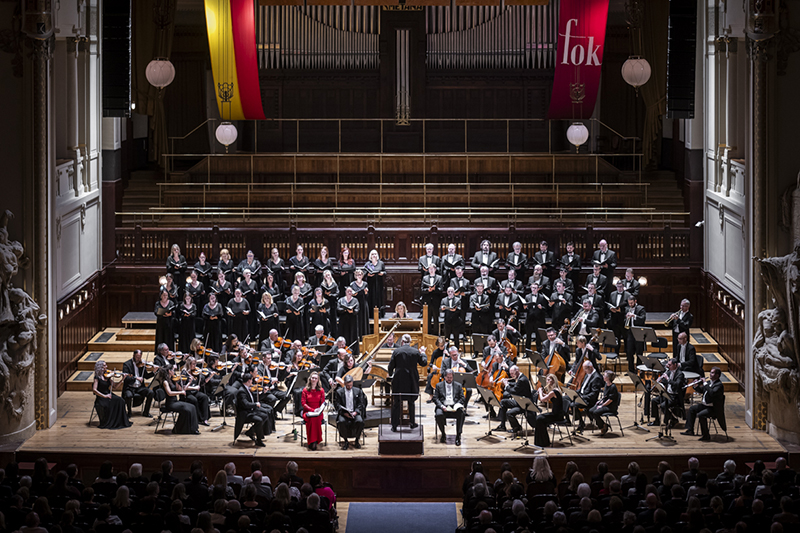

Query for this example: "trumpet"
[568,309,588,336]
[664,309,681,328]
[624,306,635,329]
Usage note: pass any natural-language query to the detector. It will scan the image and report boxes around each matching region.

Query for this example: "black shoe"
[648,420,660,427]
[440,435,447,443]
[353,440,361,449]
[410,423,419,429]
[391,426,398,432]
[493,424,506,432]
[342,440,349,450]
[255,440,266,447]
[426,399,433,404]
[680,430,695,436]
[455,437,461,446]
[310,442,318,450]
[200,421,210,426]
[698,435,711,441]
[141,412,152,418]
[666,420,677,430]
[193,430,201,435]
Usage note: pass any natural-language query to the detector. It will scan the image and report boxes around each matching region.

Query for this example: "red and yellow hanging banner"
[547,0,610,120]
[205,0,265,121]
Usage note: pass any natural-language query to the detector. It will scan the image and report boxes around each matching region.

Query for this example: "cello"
[566,328,601,390]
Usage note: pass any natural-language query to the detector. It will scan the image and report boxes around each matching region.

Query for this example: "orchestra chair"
[299,418,327,448]
[552,418,574,446]
[694,394,729,442]
[591,413,624,436]
[231,404,257,446]
[333,421,366,448]
[153,397,178,434]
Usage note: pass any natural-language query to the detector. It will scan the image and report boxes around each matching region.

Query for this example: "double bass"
[476,348,507,401]
[532,319,569,388]
[566,328,601,390]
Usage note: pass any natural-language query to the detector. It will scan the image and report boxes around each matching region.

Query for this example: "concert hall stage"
[15,389,789,499]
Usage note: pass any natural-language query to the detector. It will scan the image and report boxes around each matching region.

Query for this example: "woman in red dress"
[301,371,326,450]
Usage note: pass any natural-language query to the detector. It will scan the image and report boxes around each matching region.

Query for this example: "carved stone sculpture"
[0,211,45,443]
[755,241,800,443]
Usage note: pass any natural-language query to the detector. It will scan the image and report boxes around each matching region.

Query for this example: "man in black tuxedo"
[421,264,442,335]
[541,327,570,367]
[449,265,471,323]
[417,243,441,278]
[606,281,631,354]
[441,243,465,285]
[572,299,602,337]
[476,265,498,308]
[493,365,534,435]
[549,280,573,335]
[307,325,327,348]
[236,373,274,447]
[122,350,154,418]
[669,299,694,358]
[495,285,522,327]
[585,264,608,298]
[649,358,686,428]
[554,267,575,300]
[506,241,528,283]
[561,241,582,287]
[500,268,524,295]
[526,264,550,295]
[441,345,472,405]
[592,239,618,294]
[565,360,603,432]
[624,296,647,372]
[440,286,464,349]
[524,283,548,352]
[533,240,556,279]
[623,268,641,300]
[681,367,724,441]
[388,334,428,431]
[253,351,289,410]
[582,283,604,313]
[571,334,600,373]
[490,318,520,347]
[469,281,493,335]
[471,239,499,273]
[332,374,366,450]
[675,332,701,375]
[433,369,466,445]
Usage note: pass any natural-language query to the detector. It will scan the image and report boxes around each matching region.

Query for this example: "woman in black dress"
[238,250,262,282]
[161,366,200,435]
[266,247,287,294]
[154,289,176,352]
[218,248,235,285]
[292,272,314,303]
[289,244,312,280]
[202,293,224,353]
[319,269,339,337]
[261,271,281,302]
[166,244,187,288]
[336,287,360,355]
[177,293,197,353]
[227,289,251,344]
[308,287,330,335]
[534,373,564,447]
[193,251,213,290]
[185,270,205,310]
[239,269,259,336]
[350,269,370,338]
[182,357,211,426]
[312,246,333,286]
[365,249,386,318]
[284,285,306,342]
[211,270,232,308]
[257,292,279,347]
[161,274,179,303]
[337,247,355,294]
[93,361,131,430]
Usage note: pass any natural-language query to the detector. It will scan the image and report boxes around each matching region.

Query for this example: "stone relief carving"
[0,210,45,423]
[755,241,800,440]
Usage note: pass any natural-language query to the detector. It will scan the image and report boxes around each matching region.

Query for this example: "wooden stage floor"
[16,388,787,499]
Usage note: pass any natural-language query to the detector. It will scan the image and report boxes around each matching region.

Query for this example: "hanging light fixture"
[145,58,176,88]
[566,122,589,149]
[215,122,238,148]
[621,56,651,90]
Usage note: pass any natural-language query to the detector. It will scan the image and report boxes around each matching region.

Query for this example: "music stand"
[476,386,506,441]
[645,381,676,442]
[537,328,549,343]
[527,351,549,374]
[624,371,650,432]
[471,334,489,357]
[511,395,543,453]
[561,387,589,441]
[212,373,234,432]
[632,326,659,345]
[453,372,478,410]
[318,353,334,370]
[596,329,617,348]
[639,354,666,373]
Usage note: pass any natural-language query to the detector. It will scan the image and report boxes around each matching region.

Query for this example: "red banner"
[547,0,610,120]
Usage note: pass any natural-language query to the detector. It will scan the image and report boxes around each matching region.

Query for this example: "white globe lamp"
[215,122,238,152]
[621,56,651,90]
[145,58,176,89]
[566,122,589,150]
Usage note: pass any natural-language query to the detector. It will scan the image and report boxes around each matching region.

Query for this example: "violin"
[320,335,336,347]
[103,370,127,380]
[214,360,239,371]
[197,345,220,358]
[167,351,188,362]
[170,374,189,382]
[275,337,293,349]
[268,361,290,371]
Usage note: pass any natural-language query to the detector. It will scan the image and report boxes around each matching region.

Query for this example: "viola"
[103,370,127,380]
[320,335,336,347]
[275,337,293,349]
[197,345,220,358]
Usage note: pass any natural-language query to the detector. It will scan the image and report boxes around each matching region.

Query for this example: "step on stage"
[16,388,788,499]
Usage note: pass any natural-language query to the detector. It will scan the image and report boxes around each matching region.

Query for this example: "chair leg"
[615,415,624,436]
[89,405,96,425]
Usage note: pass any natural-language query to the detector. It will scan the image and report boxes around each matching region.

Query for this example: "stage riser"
[13,451,791,500]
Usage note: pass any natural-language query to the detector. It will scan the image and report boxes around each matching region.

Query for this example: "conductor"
[388,334,428,431]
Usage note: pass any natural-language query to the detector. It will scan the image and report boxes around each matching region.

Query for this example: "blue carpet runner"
[346,502,458,533]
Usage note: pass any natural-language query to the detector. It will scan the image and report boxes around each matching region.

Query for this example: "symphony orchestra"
[91,238,721,450]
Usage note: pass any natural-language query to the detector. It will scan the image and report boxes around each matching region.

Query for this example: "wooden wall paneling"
[702,271,746,384]
[56,272,103,395]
